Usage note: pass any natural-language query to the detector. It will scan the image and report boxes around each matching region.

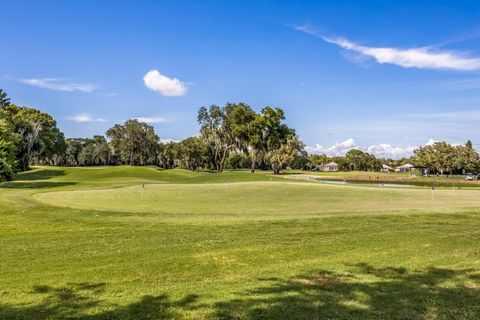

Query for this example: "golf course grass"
[2,166,480,319]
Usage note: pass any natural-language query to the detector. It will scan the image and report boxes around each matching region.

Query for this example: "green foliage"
[176,137,207,171]
[106,119,159,166]
[306,154,329,169]
[0,119,16,181]
[265,134,304,174]
[344,149,381,171]
[158,142,179,169]
[225,152,252,169]
[414,141,479,174]
[0,104,64,171]
[228,103,260,171]
[0,89,10,107]
[197,103,301,173]
[197,105,236,172]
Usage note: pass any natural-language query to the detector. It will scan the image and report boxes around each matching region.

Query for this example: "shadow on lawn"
[2,264,480,319]
[14,169,66,181]
[0,181,76,189]
[215,263,480,319]
[0,282,199,320]
[0,169,74,189]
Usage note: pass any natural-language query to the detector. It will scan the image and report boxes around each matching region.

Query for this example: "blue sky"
[3,0,480,158]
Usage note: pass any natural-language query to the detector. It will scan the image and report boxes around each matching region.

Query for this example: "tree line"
[1,88,479,181]
[414,140,479,175]
[0,90,306,180]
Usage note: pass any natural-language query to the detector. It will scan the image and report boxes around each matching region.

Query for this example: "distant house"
[323,162,338,172]
[381,164,393,172]
[311,162,338,172]
[395,163,415,172]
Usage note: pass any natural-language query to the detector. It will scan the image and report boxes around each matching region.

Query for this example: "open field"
[2,166,480,319]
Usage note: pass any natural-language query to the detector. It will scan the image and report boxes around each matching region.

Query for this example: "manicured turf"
[286,169,480,187]
[1,166,480,319]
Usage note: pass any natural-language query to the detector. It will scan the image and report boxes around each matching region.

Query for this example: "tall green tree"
[454,140,479,173]
[0,118,17,181]
[197,105,235,172]
[158,142,179,169]
[260,107,297,174]
[64,138,86,166]
[344,149,381,171]
[415,142,450,174]
[176,137,207,171]
[0,104,63,171]
[266,134,304,174]
[228,103,265,173]
[106,119,159,166]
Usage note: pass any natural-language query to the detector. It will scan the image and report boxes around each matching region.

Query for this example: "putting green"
[34,181,480,219]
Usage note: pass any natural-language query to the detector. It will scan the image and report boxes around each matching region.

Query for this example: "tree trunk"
[250,152,256,173]
[272,164,281,175]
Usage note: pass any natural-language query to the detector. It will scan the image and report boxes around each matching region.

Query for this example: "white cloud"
[305,144,325,154]
[424,138,437,146]
[143,70,188,96]
[160,138,179,144]
[134,117,168,123]
[326,138,358,156]
[68,114,107,123]
[306,138,431,159]
[305,138,359,157]
[365,144,416,159]
[326,37,480,71]
[20,78,96,92]
[294,25,480,71]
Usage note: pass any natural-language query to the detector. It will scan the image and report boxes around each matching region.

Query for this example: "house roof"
[397,163,415,169]
[325,162,338,166]
[382,164,393,169]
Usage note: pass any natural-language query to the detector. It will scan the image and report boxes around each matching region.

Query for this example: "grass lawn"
[2,166,480,319]
[284,169,480,187]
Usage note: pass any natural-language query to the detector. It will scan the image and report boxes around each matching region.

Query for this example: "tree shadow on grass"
[215,263,480,319]
[0,181,76,189]
[3,265,480,319]
[14,169,66,181]
[0,283,199,320]
[0,169,73,189]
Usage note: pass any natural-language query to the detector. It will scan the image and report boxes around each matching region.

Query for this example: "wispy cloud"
[408,110,480,121]
[19,78,96,93]
[67,114,108,123]
[434,78,480,90]
[433,27,480,48]
[143,70,188,96]
[294,25,480,71]
[134,116,168,123]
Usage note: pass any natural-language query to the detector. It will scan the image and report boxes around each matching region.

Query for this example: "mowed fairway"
[2,166,480,319]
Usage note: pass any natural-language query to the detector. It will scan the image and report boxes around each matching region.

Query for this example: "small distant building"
[323,162,338,172]
[395,163,415,173]
[381,164,393,172]
[311,162,338,172]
